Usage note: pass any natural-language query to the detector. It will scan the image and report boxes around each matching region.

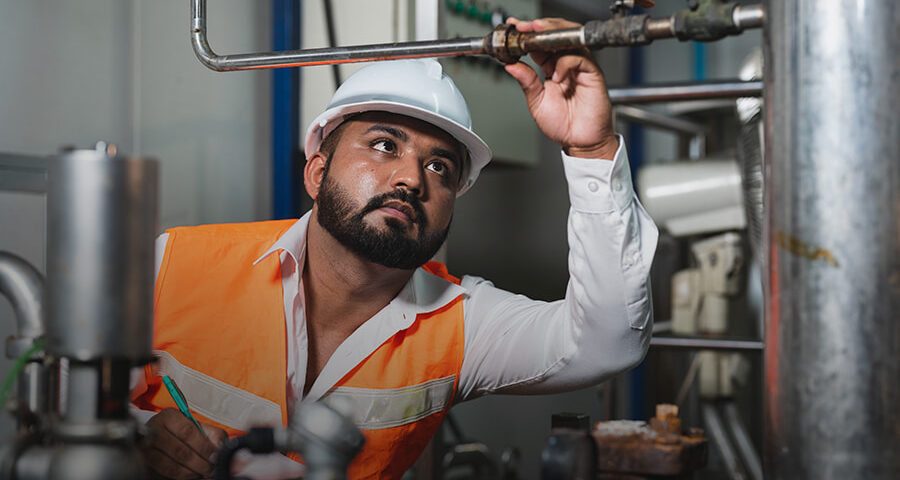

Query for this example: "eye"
[371,139,396,153]
[426,160,451,177]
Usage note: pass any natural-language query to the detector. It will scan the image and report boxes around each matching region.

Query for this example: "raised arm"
[456,18,658,401]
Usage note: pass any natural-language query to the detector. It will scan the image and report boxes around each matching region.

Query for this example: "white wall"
[0,0,272,230]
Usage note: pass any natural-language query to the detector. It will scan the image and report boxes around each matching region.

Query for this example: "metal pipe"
[0,253,44,340]
[615,104,708,159]
[191,0,762,71]
[732,4,765,30]
[614,105,707,135]
[0,252,47,422]
[702,403,746,480]
[650,337,764,352]
[764,0,900,478]
[609,81,763,104]
[723,402,763,480]
[191,0,483,71]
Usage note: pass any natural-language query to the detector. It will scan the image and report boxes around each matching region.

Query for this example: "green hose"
[0,339,45,408]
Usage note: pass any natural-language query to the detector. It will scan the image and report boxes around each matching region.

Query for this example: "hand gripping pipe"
[191,0,763,71]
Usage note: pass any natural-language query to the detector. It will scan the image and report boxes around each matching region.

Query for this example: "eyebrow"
[364,124,408,142]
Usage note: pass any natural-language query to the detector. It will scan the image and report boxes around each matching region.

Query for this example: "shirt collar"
[253,211,311,268]
[252,210,465,322]
[388,267,466,330]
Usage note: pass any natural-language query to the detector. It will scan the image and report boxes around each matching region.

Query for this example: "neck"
[303,208,414,334]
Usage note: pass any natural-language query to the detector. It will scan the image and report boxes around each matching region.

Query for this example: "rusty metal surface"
[593,406,707,477]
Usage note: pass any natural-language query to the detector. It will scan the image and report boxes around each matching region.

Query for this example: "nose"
[390,155,424,196]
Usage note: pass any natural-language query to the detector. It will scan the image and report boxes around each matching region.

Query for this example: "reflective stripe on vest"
[131,220,466,480]
[322,375,455,430]
[153,350,283,431]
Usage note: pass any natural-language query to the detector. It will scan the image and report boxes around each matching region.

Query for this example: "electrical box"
[302,0,540,167]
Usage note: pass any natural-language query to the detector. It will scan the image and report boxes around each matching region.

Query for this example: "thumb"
[504,62,543,108]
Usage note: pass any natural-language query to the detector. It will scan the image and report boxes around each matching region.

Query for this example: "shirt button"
[587,180,600,193]
[613,180,624,192]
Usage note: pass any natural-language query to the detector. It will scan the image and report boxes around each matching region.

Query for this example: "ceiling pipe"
[190,0,762,72]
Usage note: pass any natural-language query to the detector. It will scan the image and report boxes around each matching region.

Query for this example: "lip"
[378,201,415,223]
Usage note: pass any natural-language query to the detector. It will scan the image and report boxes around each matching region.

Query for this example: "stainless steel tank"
[763,1,900,478]
[46,144,157,362]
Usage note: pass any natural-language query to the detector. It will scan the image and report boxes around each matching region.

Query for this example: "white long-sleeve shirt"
[135,137,658,478]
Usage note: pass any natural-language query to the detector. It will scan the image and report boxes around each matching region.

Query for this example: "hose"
[0,339,44,408]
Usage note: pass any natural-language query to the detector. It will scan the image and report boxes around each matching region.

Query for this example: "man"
[132,17,658,480]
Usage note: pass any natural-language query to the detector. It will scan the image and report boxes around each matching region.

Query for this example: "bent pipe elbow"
[191,33,228,72]
[0,252,45,346]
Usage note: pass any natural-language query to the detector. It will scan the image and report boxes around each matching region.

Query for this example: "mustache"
[359,189,427,227]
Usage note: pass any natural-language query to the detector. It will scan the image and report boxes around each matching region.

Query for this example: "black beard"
[315,174,450,270]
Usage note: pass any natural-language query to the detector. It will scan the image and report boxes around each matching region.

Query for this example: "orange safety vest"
[131,220,465,479]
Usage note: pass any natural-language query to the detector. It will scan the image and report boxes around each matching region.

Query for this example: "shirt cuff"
[561,134,634,214]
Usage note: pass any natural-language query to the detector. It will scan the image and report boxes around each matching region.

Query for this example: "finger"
[529,17,582,32]
[157,411,220,461]
[507,18,537,33]
[553,53,603,81]
[152,424,215,476]
[144,446,203,480]
[504,62,544,108]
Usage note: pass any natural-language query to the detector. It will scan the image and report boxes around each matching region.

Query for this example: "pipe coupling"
[672,0,741,42]
[485,24,526,64]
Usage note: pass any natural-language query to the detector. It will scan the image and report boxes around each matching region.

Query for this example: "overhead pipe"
[609,80,762,105]
[614,105,706,159]
[650,336,764,352]
[190,0,763,71]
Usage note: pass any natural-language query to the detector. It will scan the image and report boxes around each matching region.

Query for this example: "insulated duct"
[735,49,764,259]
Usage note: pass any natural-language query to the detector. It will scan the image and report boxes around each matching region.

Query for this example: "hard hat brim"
[305,101,492,196]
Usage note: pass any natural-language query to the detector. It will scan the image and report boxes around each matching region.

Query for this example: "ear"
[304,151,329,200]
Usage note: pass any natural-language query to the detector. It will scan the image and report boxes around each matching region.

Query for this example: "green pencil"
[161,375,206,437]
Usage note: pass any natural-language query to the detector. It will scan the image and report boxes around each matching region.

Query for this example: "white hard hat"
[304,59,492,196]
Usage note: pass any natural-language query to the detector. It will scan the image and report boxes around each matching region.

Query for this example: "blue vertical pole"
[272,0,301,219]
[693,42,707,81]
[626,11,646,421]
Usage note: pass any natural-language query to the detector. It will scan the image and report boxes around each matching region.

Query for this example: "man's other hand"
[141,408,228,479]
[504,17,619,160]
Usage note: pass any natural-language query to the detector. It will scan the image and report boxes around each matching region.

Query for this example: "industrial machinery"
[0,143,157,480]
[0,145,364,479]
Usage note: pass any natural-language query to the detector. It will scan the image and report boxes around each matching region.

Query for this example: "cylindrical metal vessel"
[763,1,900,478]
[47,145,158,362]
